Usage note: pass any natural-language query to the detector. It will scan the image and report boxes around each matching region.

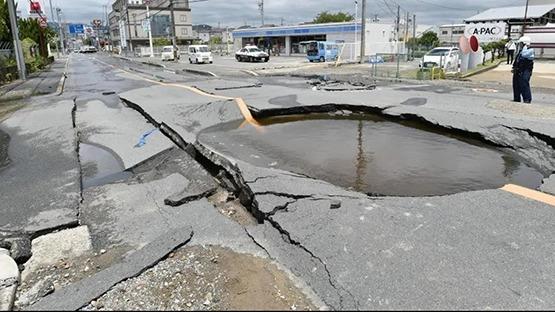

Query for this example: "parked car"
[235,46,269,62]
[161,45,179,61]
[419,47,459,68]
[188,45,213,64]
[304,41,339,62]
[79,46,97,53]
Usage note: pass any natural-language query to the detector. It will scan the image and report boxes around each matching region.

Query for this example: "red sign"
[469,35,480,53]
[30,1,42,14]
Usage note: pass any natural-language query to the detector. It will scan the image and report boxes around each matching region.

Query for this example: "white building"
[109,0,194,50]
[438,24,465,45]
[232,21,404,57]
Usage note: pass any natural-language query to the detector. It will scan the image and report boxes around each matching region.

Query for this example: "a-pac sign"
[465,23,506,43]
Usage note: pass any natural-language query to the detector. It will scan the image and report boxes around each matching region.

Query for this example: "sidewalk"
[468,60,555,89]
[0,58,68,102]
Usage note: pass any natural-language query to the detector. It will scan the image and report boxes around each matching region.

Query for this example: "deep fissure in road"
[199,113,545,196]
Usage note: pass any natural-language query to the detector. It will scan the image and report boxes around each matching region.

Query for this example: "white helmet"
[518,36,531,46]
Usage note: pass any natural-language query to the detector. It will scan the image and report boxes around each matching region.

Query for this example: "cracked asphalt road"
[2,52,555,310]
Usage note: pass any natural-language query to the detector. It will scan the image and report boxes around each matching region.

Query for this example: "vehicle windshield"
[427,48,451,56]
[163,47,173,52]
[248,48,261,52]
[197,46,209,52]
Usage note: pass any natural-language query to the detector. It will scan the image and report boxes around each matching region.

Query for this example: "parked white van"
[188,45,213,64]
[161,46,178,61]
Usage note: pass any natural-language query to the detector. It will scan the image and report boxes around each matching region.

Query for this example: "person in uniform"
[512,36,534,103]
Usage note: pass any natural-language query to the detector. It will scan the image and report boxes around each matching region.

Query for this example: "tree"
[0,0,13,42]
[153,38,171,46]
[209,36,222,45]
[312,11,354,24]
[418,31,439,49]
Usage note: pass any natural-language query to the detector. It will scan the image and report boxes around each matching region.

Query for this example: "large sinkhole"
[199,113,544,196]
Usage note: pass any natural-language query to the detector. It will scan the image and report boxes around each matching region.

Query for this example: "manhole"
[80,143,131,189]
[199,114,544,196]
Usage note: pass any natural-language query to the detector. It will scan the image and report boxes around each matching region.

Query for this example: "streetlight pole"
[521,0,530,36]
[354,0,358,61]
[48,0,59,57]
[169,0,178,60]
[359,0,366,63]
[7,0,26,80]
[146,4,154,57]
[56,8,65,55]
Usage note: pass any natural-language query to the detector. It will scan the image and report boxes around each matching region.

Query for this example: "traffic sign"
[142,19,151,32]
[69,24,85,34]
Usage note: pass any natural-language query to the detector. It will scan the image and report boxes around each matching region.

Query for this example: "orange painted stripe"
[93,57,261,128]
[501,184,555,207]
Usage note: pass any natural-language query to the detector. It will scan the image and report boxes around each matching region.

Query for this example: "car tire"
[264,57,269,62]
[189,58,192,64]
[320,56,325,62]
[236,55,241,62]
[249,56,254,62]
[209,61,213,64]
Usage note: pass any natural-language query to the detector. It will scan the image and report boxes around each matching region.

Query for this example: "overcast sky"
[18,0,533,26]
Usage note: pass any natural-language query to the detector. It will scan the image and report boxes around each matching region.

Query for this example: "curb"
[241,69,259,77]
[183,68,218,77]
[141,61,166,69]
[460,60,503,79]
[56,58,70,95]
[114,55,133,62]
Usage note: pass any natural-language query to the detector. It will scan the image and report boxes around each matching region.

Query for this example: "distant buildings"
[232,21,403,57]
[192,24,234,44]
[108,0,193,50]
[438,24,465,46]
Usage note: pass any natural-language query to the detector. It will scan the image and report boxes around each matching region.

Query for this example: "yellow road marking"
[92,57,261,128]
[501,184,555,207]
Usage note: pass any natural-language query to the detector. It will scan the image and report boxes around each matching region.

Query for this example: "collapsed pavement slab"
[246,177,555,310]
[120,85,244,144]
[0,248,19,311]
[81,147,262,257]
[540,174,555,195]
[75,98,173,170]
[0,98,80,233]
[26,227,194,311]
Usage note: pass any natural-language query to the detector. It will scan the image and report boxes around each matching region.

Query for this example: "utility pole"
[49,0,60,57]
[169,0,178,60]
[7,0,26,80]
[521,0,529,36]
[146,3,154,57]
[412,14,416,59]
[56,8,65,55]
[395,5,400,78]
[404,12,409,44]
[258,0,264,26]
[125,0,133,55]
[359,0,366,63]
[105,5,112,53]
[354,0,358,61]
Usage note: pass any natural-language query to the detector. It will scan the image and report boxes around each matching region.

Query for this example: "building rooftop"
[465,4,555,23]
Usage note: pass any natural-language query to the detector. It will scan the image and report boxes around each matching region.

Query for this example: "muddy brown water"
[80,143,131,189]
[199,114,544,196]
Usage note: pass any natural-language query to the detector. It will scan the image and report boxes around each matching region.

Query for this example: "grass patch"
[460,59,503,78]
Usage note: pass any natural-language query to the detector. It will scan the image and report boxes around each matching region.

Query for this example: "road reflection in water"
[200,113,544,196]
